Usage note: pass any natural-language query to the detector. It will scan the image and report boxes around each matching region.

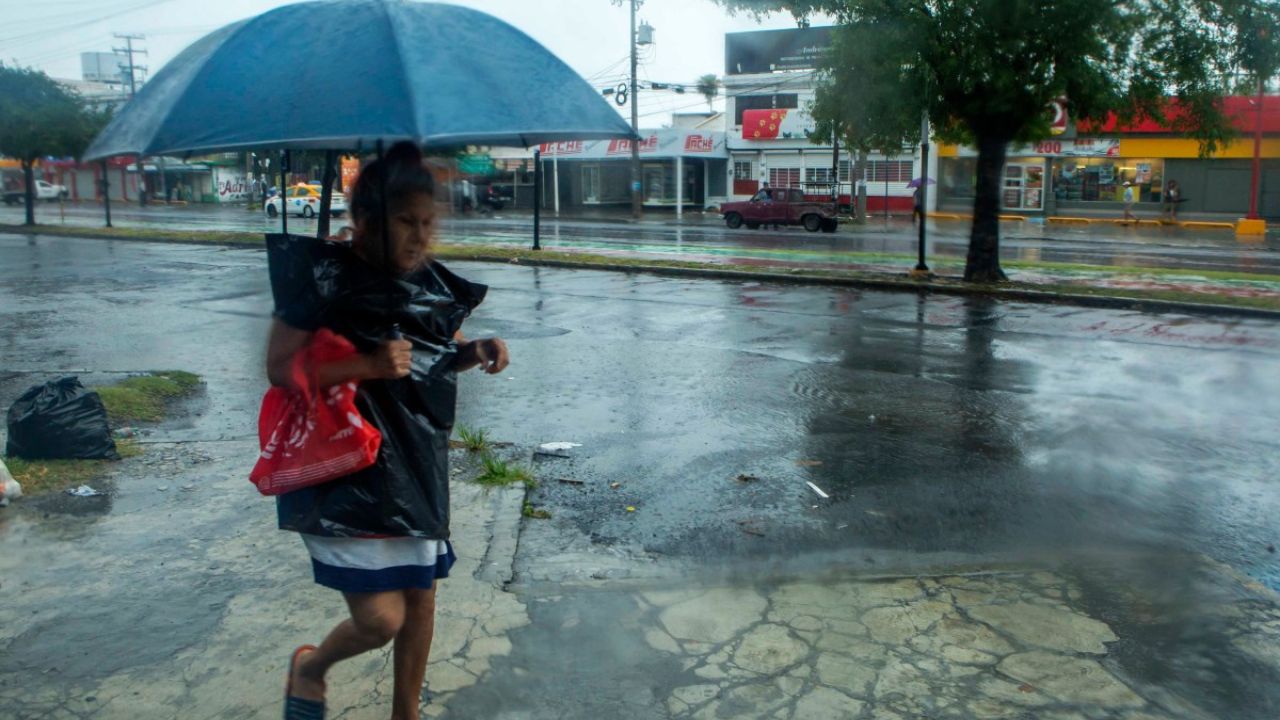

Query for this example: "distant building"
[54,77,130,112]
[720,27,921,214]
[80,52,128,85]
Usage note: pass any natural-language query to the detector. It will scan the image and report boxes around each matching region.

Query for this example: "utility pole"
[113,33,147,98]
[114,34,148,204]
[629,0,642,219]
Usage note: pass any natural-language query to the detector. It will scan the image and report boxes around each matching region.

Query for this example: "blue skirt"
[300,535,455,593]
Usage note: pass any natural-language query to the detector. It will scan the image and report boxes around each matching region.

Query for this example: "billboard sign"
[725,27,833,75]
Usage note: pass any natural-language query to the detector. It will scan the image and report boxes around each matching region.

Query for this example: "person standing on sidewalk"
[1164,180,1181,221]
[268,142,510,720]
[1122,181,1136,222]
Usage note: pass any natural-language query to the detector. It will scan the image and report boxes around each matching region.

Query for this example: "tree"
[717,1,1278,282]
[696,73,720,111]
[0,63,102,225]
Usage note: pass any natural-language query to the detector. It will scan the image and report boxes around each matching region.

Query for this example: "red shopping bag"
[250,328,381,496]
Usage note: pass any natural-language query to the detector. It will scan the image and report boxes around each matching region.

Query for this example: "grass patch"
[521,502,552,520]
[474,454,535,489]
[10,224,1280,314]
[2,370,198,497]
[4,439,141,495]
[96,370,202,423]
[1,223,263,247]
[455,425,490,453]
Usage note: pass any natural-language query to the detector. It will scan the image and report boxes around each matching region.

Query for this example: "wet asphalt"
[1,231,1278,592]
[5,201,1280,276]
[3,232,1280,718]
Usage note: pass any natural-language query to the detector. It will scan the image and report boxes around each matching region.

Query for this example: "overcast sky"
[1,0,818,127]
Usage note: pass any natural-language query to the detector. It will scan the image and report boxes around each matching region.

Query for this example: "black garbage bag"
[265,234,487,539]
[6,377,119,460]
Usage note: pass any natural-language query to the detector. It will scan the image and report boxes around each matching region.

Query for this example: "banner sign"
[954,138,1120,158]
[740,109,816,141]
[538,130,725,159]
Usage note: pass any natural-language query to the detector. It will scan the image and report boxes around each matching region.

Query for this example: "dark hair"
[349,141,436,269]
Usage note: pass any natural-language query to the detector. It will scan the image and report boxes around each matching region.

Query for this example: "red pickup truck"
[721,188,838,232]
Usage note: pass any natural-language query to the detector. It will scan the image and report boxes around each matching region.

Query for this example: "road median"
[5,222,1279,317]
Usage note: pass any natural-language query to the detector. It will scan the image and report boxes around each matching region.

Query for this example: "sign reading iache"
[537,131,725,159]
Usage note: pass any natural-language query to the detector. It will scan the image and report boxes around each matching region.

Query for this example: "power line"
[0,0,177,48]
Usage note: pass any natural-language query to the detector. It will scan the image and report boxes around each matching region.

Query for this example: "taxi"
[265,183,347,218]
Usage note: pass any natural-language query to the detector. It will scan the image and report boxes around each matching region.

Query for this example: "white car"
[3,180,68,205]
[265,184,347,218]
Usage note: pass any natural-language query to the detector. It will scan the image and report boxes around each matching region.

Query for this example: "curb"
[6,223,1280,320]
[445,252,1280,320]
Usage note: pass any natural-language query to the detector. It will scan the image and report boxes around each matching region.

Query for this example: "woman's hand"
[464,337,510,374]
[366,338,414,379]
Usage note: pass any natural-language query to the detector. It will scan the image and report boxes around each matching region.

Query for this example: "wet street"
[5,200,1280,276]
[2,232,1280,718]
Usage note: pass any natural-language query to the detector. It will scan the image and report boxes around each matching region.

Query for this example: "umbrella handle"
[387,323,402,341]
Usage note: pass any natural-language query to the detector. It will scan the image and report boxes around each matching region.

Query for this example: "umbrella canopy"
[85,0,634,160]
[906,177,937,188]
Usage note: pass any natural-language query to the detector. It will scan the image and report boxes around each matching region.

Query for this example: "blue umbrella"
[84,0,633,159]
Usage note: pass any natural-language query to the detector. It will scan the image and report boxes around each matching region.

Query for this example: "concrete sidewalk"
[6,444,1277,720]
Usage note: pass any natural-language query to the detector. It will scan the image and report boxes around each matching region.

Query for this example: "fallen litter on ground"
[736,473,759,483]
[66,485,104,497]
[556,477,585,485]
[806,481,830,499]
[795,460,823,467]
[535,441,582,458]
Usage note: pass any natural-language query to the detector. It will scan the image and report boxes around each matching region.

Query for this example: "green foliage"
[0,63,103,163]
[474,454,536,489]
[696,74,720,109]
[522,501,552,520]
[456,425,490,452]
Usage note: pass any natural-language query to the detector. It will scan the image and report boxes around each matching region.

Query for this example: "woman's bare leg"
[290,591,408,701]
[391,586,438,720]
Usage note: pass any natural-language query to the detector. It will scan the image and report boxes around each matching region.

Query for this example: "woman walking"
[269,142,509,720]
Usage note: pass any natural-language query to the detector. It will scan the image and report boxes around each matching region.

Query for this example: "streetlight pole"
[911,109,933,278]
[629,0,642,219]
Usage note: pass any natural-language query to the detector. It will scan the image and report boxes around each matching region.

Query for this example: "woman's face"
[359,192,435,273]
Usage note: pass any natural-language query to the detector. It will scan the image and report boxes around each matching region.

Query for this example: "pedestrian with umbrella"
[269,141,508,720]
[80,3,634,718]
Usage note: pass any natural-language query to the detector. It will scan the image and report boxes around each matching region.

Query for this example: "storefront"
[537,129,728,212]
[936,96,1280,217]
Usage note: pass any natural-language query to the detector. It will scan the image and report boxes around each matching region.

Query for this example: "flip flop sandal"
[284,645,325,720]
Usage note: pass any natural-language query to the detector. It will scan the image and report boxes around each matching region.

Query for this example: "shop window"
[1053,158,1164,203]
[733,161,753,180]
[768,168,801,188]
[805,167,835,184]
[865,160,914,183]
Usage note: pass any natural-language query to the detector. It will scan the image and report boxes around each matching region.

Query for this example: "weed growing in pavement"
[456,425,490,453]
[474,454,536,489]
[521,502,552,520]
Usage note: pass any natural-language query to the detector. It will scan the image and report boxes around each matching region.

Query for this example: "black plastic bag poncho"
[266,234,487,539]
